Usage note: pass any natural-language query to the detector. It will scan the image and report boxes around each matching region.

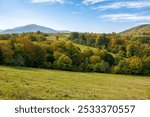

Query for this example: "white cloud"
[83,0,105,5]
[97,1,150,10]
[100,13,150,22]
[31,0,64,4]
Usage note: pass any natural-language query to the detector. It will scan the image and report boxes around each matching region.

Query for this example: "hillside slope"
[120,24,150,35]
[0,66,150,100]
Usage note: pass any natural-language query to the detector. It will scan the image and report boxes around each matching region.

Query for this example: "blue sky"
[1,0,150,33]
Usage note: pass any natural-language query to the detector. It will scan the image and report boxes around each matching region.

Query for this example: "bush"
[93,61,110,73]
[127,57,143,75]
[117,60,129,74]
[142,56,150,75]
[111,66,120,74]
[100,50,115,66]
[55,54,73,70]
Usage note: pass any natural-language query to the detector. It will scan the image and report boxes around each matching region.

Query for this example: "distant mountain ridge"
[57,30,71,33]
[0,24,70,34]
[0,29,3,32]
[120,24,150,35]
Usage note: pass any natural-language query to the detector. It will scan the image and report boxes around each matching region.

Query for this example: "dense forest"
[0,32,149,75]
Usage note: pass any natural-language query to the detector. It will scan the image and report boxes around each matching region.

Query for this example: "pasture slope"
[0,66,150,100]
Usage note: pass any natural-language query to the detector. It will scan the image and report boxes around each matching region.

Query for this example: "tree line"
[0,32,149,75]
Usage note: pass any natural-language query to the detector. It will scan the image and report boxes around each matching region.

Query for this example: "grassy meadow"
[0,65,150,100]
[46,33,99,52]
[46,33,69,41]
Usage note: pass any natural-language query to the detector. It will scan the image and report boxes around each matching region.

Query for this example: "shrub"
[55,54,73,70]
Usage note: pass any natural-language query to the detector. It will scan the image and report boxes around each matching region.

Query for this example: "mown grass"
[0,66,150,100]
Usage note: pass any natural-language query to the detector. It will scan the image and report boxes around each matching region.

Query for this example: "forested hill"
[120,24,150,35]
[0,32,149,75]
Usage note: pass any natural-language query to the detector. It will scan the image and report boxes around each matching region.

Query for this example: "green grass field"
[46,34,99,52]
[0,66,150,100]
[46,33,69,41]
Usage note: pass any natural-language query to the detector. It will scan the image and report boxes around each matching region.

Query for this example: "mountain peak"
[0,24,70,34]
[28,24,38,26]
[24,24,44,27]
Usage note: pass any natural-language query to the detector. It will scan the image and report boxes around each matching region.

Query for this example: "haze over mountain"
[121,24,150,35]
[0,24,70,34]
[1,24,150,34]
[57,30,71,33]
